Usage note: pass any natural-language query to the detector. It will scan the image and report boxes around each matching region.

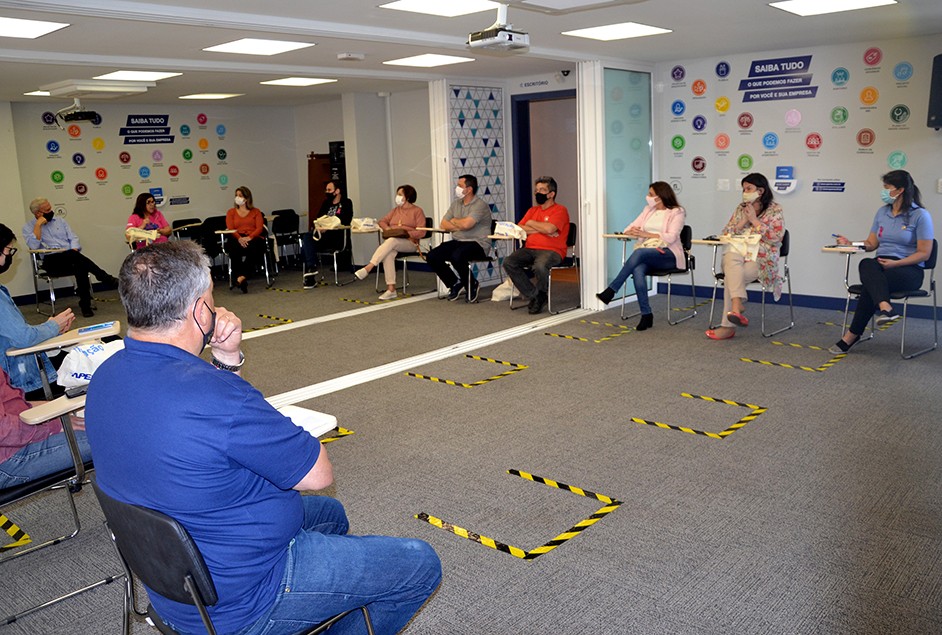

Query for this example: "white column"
[576,61,606,311]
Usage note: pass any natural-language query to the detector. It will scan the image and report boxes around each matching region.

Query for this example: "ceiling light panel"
[383,54,475,68]
[260,78,337,87]
[562,22,671,41]
[179,93,244,100]
[379,0,500,17]
[202,38,314,56]
[769,0,896,17]
[0,16,69,39]
[94,71,182,82]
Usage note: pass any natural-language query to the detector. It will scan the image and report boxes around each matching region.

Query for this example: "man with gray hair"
[85,241,441,635]
[23,197,117,317]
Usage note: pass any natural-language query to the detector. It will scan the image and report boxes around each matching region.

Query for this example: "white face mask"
[395,194,405,206]
[742,190,760,204]
[645,196,657,207]
[234,196,245,206]
[455,185,465,199]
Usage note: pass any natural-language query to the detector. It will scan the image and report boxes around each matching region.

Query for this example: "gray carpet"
[3,273,941,634]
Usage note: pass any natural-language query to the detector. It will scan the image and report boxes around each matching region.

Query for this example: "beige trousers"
[370,237,417,285]
[721,250,758,328]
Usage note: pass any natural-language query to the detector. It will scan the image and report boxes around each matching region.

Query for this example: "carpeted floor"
[3,267,941,635]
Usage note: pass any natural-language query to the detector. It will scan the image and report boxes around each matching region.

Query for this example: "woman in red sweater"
[225,185,265,293]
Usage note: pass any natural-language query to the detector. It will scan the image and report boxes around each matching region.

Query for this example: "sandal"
[726,311,749,327]
[706,328,735,340]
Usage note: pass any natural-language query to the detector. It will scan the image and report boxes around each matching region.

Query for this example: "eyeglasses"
[3,247,17,256]
[146,199,156,204]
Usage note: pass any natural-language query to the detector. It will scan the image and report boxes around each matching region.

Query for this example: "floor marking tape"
[0,513,31,551]
[741,352,846,373]
[406,354,528,389]
[267,287,309,293]
[319,427,353,444]
[415,469,622,560]
[670,299,710,312]
[245,314,294,333]
[545,319,633,344]
[771,341,827,351]
[631,392,768,440]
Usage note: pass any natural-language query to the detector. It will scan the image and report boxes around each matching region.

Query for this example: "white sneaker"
[354,268,369,280]
[378,290,398,301]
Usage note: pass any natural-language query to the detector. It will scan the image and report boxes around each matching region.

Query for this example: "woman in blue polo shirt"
[830,170,934,353]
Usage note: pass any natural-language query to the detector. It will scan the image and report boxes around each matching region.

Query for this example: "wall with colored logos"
[654,34,942,301]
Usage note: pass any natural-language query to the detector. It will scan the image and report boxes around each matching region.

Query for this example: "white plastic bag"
[57,339,125,388]
[490,278,522,302]
[351,218,377,231]
[494,221,527,241]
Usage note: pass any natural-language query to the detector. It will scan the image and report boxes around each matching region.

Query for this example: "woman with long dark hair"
[125,192,171,248]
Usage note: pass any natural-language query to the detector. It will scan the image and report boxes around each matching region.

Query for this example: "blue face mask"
[881,188,898,205]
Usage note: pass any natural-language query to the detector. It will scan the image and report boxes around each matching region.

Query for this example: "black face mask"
[193,300,216,351]
[534,192,548,205]
[42,211,55,222]
[0,252,12,275]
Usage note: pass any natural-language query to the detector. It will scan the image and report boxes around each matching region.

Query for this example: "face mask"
[234,196,245,206]
[534,192,548,205]
[881,188,898,205]
[455,185,465,199]
[0,251,12,275]
[193,300,216,351]
[645,196,657,207]
[325,190,336,198]
[742,191,760,204]
[395,194,405,206]
[42,211,55,222]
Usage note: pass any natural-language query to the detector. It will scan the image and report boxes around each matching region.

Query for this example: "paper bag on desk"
[723,233,761,260]
[278,405,338,438]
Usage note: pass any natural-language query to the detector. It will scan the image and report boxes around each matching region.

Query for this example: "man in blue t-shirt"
[85,241,440,635]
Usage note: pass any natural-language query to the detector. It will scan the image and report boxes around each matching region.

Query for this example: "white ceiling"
[1,0,941,106]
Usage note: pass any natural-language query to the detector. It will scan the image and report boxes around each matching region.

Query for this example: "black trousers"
[41,250,111,310]
[425,240,486,289]
[225,236,266,281]
[849,257,924,335]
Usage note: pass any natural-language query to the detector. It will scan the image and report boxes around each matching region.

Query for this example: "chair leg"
[760,275,795,337]
[708,280,722,329]
[900,292,939,359]
[666,271,697,325]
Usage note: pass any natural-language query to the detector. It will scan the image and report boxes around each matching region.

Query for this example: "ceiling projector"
[468,3,529,51]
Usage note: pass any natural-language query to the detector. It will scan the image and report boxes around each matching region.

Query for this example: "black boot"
[636,313,654,331]
[596,288,615,305]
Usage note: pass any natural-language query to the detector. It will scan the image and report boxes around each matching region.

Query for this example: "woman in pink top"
[125,192,172,249]
[225,185,265,293]
[353,185,427,300]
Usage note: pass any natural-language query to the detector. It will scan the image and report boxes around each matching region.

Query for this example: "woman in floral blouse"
[706,172,785,340]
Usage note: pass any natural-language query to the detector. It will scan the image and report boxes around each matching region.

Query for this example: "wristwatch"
[211,351,245,372]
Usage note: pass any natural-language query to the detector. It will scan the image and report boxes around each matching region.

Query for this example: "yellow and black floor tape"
[406,355,528,389]
[244,314,294,333]
[319,427,354,444]
[415,469,622,560]
[670,299,711,313]
[0,513,31,551]
[268,286,310,293]
[341,294,414,305]
[631,392,768,440]
[546,320,633,344]
[740,341,847,373]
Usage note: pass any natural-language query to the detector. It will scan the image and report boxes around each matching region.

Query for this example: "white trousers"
[370,237,417,285]
[721,250,758,327]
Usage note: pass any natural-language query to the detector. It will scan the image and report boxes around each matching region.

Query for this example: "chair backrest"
[566,222,577,248]
[201,215,228,233]
[925,239,938,270]
[172,218,201,230]
[779,229,790,259]
[92,481,218,607]
[269,208,296,219]
[272,212,300,235]
[679,225,692,251]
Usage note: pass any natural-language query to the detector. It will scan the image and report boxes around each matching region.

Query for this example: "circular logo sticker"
[629,103,642,118]
[122,184,134,197]
[831,67,850,87]
[197,113,208,125]
[737,154,753,171]
[737,112,754,129]
[51,170,65,184]
[714,133,730,150]
[182,148,193,161]
[805,132,823,150]
[784,109,802,127]
[90,113,102,126]
[198,138,209,151]
[890,104,910,124]
[217,149,227,160]
[671,135,686,151]
[119,151,131,164]
[863,47,882,67]
[762,132,779,150]
[691,79,707,96]
[860,87,879,106]
[671,99,686,116]
[75,183,88,196]
[830,106,849,125]
[610,87,623,101]
[46,140,60,154]
[857,129,876,147]
[611,159,625,172]
[139,166,151,179]
[671,65,686,82]
[95,167,108,180]
[611,120,624,134]
[199,163,210,175]
[152,150,163,162]
[893,62,913,82]
[887,151,907,169]
[42,112,56,126]
[692,115,707,131]
[715,61,731,79]
[92,137,105,151]
[219,174,229,186]
[67,124,81,138]
[216,124,227,136]
[691,156,706,173]
[715,96,730,113]
[169,165,180,177]
[180,124,191,136]
[72,152,85,166]
[630,138,643,151]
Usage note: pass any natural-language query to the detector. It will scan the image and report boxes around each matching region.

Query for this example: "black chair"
[92,481,374,635]
[622,225,697,325]
[459,219,502,303]
[270,209,302,268]
[28,249,89,316]
[843,239,937,359]
[198,215,229,278]
[170,218,203,242]
[390,215,437,295]
[508,222,579,313]
[311,226,354,286]
[707,229,794,336]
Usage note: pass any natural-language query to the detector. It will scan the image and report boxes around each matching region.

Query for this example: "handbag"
[382,227,410,239]
[312,215,341,240]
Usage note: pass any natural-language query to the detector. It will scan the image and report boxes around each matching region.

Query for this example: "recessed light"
[94,71,182,82]
[260,77,337,87]
[769,0,896,16]
[178,93,244,100]
[383,54,475,68]
[562,22,671,41]
[202,38,314,56]
[379,0,499,17]
[23,90,51,97]
[0,17,69,39]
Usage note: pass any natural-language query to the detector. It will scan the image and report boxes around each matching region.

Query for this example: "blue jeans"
[606,248,677,315]
[236,496,441,635]
[0,430,92,489]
